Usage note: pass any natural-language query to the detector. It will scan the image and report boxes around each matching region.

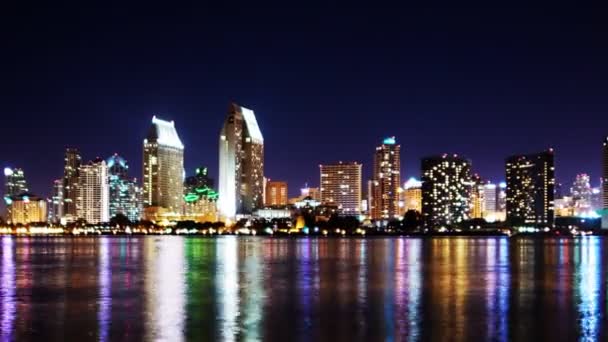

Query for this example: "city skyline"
[2,4,608,209]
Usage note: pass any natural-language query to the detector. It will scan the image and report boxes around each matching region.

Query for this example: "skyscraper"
[469,174,484,219]
[265,180,288,206]
[603,137,608,229]
[63,148,81,220]
[571,173,593,217]
[218,103,264,219]
[421,154,472,229]
[76,158,110,224]
[320,162,362,215]
[107,154,142,222]
[505,150,555,228]
[402,177,422,213]
[371,137,401,221]
[4,167,28,198]
[48,179,63,223]
[185,166,214,194]
[143,116,185,216]
[482,183,498,221]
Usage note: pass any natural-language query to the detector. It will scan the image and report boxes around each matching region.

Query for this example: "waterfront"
[0,236,607,341]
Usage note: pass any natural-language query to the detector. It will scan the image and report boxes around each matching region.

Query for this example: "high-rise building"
[4,167,29,218]
[402,177,422,213]
[7,193,47,224]
[421,154,472,229]
[62,148,81,220]
[571,173,593,217]
[371,137,401,221]
[320,162,362,216]
[4,167,28,198]
[603,137,608,229]
[265,180,288,206]
[47,179,63,223]
[76,159,109,224]
[143,116,185,216]
[218,103,264,219]
[506,150,555,228]
[482,183,498,221]
[107,154,142,222]
[469,174,485,219]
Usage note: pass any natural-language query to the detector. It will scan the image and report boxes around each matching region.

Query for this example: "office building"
[371,137,401,220]
[185,167,214,194]
[107,154,142,222]
[218,103,264,219]
[76,159,109,224]
[469,175,484,219]
[62,148,81,220]
[482,183,498,222]
[320,162,362,215]
[402,177,422,213]
[506,150,555,228]
[265,180,288,206]
[47,179,63,223]
[571,173,593,217]
[421,154,472,229]
[7,193,47,224]
[4,167,28,198]
[183,167,218,223]
[143,116,185,216]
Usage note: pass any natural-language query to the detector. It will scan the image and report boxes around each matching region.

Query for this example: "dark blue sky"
[1,2,607,204]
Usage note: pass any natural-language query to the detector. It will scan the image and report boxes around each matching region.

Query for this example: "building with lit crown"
[107,154,142,222]
[143,116,185,218]
[4,167,29,219]
[76,158,110,224]
[320,162,362,216]
[505,150,555,228]
[421,154,472,229]
[218,103,264,219]
[183,167,218,222]
[371,137,401,221]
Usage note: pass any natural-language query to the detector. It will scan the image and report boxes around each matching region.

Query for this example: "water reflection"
[1,237,15,341]
[0,236,607,341]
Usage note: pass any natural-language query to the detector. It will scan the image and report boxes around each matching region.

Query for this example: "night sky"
[1,3,608,206]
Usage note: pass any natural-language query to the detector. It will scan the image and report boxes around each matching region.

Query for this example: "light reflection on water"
[0,236,606,341]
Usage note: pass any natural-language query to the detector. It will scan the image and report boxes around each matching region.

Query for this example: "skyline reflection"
[0,236,606,341]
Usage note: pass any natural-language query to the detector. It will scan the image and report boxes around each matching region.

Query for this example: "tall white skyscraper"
[482,183,497,221]
[218,103,264,219]
[76,159,109,224]
[143,116,185,215]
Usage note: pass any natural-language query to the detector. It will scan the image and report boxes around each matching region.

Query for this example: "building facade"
[7,193,47,225]
[421,154,472,229]
[482,183,498,221]
[320,162,362,216]
[505,150,555,228]
[62,148,81,221]
[107,154,142,222]
[218,103,264,219]
[4,167,28,198]
[571,173,593,217]
[183,167,218,223]
[143,116,185,216]
[402,177,422,213]
[265,181,288,206]
[47,179,63,223]
[371,137,401,221]
[77,159,110,224]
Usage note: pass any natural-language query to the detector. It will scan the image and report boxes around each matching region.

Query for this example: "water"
[0,236,606,341]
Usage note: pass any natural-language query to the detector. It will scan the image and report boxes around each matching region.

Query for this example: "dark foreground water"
[0,236,607,341]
